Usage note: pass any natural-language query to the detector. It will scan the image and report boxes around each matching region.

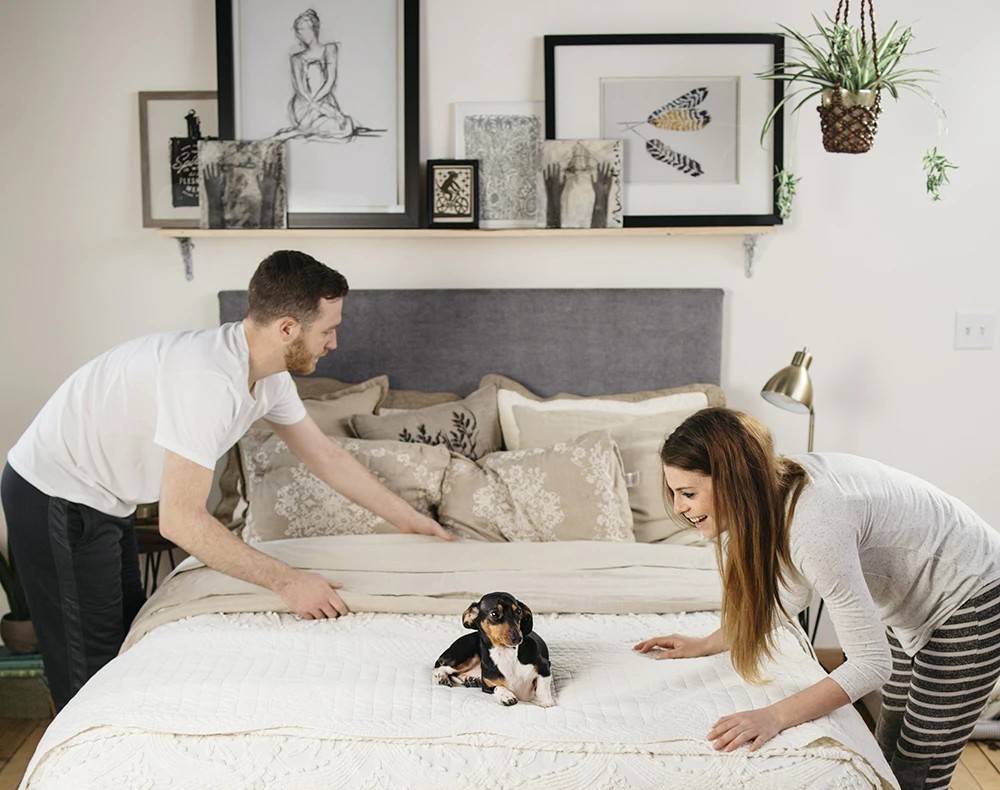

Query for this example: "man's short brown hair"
[247,250,349,327]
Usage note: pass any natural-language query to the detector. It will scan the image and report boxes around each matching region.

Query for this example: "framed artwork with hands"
[215,0,420,229]
[198,140,287,229]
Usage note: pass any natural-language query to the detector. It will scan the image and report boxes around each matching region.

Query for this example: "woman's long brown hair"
[660,408,808,683]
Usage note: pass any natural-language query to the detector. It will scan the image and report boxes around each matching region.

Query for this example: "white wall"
[1,1,997,646]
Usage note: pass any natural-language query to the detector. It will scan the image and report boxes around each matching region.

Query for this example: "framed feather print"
[544,34,784,227]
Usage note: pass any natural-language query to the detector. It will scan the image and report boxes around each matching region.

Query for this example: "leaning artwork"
[536,139,623,229]
[198,140,287,229]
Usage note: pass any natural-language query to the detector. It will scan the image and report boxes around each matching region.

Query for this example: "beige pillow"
[382,389,462,410]
[480,373,726,406]
[350,385,501,461]
[213,376,388,527]
[512,407,710,545]
[439,430,634,543]
[240,435,451,544]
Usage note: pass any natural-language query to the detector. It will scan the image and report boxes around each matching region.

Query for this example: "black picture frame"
[544,33,784,228]
[215,0,420,229]
[426,160,480,229]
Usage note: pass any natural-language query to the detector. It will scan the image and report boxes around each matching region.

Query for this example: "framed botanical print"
[545,34,785,227]
[215,0,419,228]
[426,160,479,229]
[138,91,218,228]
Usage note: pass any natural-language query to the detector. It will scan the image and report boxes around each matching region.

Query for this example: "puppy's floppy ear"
[462,603,480,629]
[517,600,533,636]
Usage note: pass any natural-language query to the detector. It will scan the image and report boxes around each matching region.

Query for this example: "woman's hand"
[708,706,784,752]
[633,633,717,659]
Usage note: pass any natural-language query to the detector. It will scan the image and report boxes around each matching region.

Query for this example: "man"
[0,250,451,711]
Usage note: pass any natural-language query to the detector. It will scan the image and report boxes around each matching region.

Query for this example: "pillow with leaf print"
[349,384,502,461]
[239,433,450,544]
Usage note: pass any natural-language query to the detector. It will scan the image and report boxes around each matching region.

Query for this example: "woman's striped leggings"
[876,580,1000,790]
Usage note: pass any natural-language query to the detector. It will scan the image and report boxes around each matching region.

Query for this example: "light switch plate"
[955,312,996,350]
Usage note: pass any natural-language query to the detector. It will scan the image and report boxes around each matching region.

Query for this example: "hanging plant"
[757,1,956,214]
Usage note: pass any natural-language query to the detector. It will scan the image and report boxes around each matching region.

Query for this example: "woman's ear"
[517,600,533,636]
[462,603,480,629]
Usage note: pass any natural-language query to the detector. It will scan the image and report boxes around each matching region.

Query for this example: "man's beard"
[284,335,317,375]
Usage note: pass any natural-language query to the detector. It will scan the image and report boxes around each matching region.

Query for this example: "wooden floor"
[0,719,50,790]
[0,718,998,788]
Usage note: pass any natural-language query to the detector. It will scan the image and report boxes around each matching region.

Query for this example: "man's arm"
[158,450,348,618]
[268,415,453,540]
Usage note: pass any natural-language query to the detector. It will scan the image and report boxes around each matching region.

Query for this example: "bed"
[18,288,898,789]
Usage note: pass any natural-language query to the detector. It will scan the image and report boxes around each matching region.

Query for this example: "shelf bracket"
[744,233,760,279]
[176,237,195,281]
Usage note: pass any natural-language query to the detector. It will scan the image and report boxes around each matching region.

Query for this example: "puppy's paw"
[535,695,556,708]
[463,676,483,688]
[494,687,518,706]
[433,666,459,686]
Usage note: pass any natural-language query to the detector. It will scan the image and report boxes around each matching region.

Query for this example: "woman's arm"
[314,43,339,100]
[708,677,850,752]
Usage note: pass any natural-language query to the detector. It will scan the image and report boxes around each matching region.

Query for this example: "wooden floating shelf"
[155,226,777,239]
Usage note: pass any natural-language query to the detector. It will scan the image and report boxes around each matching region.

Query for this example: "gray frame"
[220,289,723,395]
[138,90,218,228]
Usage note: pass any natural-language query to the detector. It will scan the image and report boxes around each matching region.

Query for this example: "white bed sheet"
[22,610,897,789]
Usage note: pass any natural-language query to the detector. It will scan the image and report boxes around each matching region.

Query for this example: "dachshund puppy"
[432,592,555,707]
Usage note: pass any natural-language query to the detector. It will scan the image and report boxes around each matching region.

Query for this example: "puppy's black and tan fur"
[433,592,555,707]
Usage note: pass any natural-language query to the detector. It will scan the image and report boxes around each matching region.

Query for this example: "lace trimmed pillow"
[439,429,635,543]
[239,433,450,544]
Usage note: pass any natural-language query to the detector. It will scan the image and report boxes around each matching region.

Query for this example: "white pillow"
[497,388,709,450]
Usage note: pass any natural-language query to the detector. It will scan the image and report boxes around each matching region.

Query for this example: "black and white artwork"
[271,9,385,143]
[139,91,218,228]
[427,160,479,228]
[453,102,543,229]
[170,110,213,208]
[537,140,623,229]
[230,0,400,214]
[602,77,739,184]
[198,140,287,229]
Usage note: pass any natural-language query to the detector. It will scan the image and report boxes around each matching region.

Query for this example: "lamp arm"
[808,408,815,454]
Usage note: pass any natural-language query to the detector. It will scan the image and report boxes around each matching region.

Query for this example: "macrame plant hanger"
[817,0,882,153]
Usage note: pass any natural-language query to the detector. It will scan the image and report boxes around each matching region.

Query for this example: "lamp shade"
[761,349,814,415]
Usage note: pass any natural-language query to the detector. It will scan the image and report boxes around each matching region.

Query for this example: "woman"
[634,408,1000,790]
[273,10,382,142]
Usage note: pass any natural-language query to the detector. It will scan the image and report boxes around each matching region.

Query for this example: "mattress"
[19,537,898,789]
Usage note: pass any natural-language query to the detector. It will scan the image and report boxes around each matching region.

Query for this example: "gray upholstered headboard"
[219,289,723,397]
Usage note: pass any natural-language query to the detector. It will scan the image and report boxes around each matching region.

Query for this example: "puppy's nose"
[511,635,523,646]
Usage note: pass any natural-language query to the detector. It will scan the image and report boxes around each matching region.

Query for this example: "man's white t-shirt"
[7,323,306,517]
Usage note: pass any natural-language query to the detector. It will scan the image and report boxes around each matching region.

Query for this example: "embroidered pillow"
[350,384,501,461]
[239,435,450,544]
[439,430,634,543]
[213,376,388,528]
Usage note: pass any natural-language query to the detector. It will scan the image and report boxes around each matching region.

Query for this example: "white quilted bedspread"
[22,610,898,789]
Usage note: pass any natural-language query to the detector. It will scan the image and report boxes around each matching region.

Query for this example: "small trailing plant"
[758,14,956,213]
[923,146,958,201]
[775,168,802,220]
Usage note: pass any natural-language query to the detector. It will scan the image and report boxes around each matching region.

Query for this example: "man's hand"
[708,706,783,752]
[276,569,349,619]
[399,512,455,541]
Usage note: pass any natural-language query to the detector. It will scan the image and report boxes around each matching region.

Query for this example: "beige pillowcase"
[350,385,501,461]
[240,435,450,544]
[480,373,726,406]
[439,430,634,543]
[511,407,709,545]
[213,376,389,527]
[382,389,462,410]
